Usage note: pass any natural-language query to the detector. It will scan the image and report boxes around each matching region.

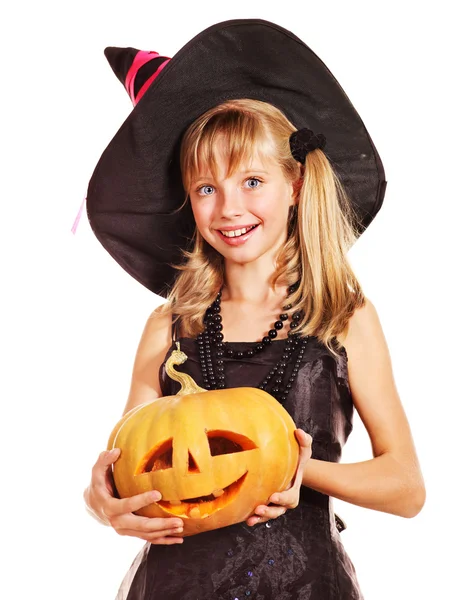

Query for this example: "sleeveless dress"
[116,320,364,600]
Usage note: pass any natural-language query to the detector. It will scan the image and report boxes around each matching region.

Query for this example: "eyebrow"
[193,169,270,184]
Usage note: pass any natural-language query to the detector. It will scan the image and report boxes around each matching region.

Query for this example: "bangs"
[184,111,277,188]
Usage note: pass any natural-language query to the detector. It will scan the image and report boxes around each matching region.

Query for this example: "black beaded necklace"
[197,282,310,404]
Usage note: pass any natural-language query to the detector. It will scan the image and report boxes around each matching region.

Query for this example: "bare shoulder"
[122,303,174,414]
[146,303,174,337]
[336,296,384,351]
[336,296,393,396]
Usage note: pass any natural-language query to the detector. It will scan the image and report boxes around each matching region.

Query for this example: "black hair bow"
[289,128,327,164]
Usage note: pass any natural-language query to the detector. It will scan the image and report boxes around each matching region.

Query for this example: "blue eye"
[246,177,262,188]
[198,185,215,196]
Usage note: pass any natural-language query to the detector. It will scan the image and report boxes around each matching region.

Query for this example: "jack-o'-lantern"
[108,342,299,536]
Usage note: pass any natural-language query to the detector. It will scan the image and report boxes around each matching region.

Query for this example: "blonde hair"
[157,98,366,357]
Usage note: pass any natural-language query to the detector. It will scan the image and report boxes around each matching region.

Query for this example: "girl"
[83,19,425,599]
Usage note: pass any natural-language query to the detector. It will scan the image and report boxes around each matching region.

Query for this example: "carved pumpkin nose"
[188,451,199,473]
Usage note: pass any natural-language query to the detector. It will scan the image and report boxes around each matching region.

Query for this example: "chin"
[224,247,272,266]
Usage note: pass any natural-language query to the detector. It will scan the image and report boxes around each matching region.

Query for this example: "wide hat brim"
[86,18,387,297]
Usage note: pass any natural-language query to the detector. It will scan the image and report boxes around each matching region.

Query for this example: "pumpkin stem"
[165,342,207,396]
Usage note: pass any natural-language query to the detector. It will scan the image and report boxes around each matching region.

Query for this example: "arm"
[122,303,174,414]
[83,305,186,543]
[302,297,426,518]
[249,298,426,525]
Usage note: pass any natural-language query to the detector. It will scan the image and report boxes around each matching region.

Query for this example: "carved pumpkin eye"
[207,430,257,455]
[140,438,173,472]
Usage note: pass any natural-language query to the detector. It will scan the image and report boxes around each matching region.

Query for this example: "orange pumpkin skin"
[108,386,299,537]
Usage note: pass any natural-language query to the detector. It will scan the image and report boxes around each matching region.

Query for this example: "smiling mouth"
[158,472,248,519]
[215,224,260,246]
[218,224,259,237]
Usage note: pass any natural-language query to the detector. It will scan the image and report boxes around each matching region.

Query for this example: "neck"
[222,256,290,306]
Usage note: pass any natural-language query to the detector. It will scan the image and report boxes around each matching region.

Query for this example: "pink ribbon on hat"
[125,50,170,106]
[71,196,86,234]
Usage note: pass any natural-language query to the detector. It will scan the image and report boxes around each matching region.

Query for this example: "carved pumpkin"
[108,342,299,536]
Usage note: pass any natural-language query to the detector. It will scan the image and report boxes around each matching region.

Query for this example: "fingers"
[106,489,162,517]
[245,430,312,527]
[247,504,287,526]
[88,450,185,544]
[140,524,184,544]
[148,536,184,545]
[295,429,313,451]
[110,512,184,534]
[91,449,121,490]
[101,487,184,535]
[108,511,185,544]
[260,481,302,517]
[104,489,173,526]
[256,504,288,519]
[269,489,299,507]
[118,529,184,545]
[116,521,185,544]
[294,429,313,472]
[94,448,121,472]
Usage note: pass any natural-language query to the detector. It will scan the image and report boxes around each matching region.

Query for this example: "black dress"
[117,322,364,600]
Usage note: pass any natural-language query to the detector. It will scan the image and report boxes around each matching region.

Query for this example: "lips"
[215,224,260,246]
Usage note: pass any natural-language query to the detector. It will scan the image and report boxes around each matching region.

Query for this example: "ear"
[291,177,303,204]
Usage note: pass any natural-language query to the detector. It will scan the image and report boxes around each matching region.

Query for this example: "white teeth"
[220,225,256,238]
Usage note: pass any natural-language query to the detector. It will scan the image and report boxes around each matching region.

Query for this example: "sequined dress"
[116,324,364,599]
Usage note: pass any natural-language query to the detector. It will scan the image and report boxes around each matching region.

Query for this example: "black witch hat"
[86,18,387,296]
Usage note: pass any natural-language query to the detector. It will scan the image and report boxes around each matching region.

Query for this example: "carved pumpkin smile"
[159,472,248,518]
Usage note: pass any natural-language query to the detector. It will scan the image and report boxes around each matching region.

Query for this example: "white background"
[2,1,467,598]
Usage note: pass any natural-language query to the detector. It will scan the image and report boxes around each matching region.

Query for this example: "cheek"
[254,197,287,226]
[190,201,209,229]
[191,204,216,245]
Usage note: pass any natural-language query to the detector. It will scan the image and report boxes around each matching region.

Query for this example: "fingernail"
[152,491,162,501]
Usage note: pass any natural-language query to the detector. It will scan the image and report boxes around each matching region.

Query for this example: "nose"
[217,187,246,219]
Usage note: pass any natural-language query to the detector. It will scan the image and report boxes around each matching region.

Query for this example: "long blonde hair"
[157,99,366,357]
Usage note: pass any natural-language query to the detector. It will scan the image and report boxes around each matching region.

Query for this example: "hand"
[84,448,185,544]
[246,429,313,526]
